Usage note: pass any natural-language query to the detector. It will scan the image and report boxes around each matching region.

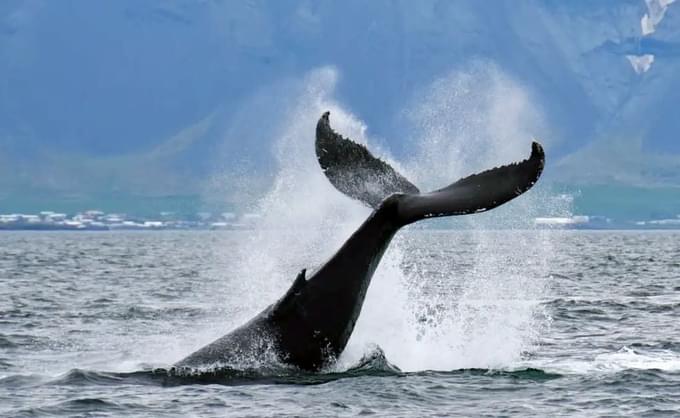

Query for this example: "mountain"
[0,0,678,217]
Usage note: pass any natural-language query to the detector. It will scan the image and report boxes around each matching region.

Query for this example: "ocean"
[1,230,678,417]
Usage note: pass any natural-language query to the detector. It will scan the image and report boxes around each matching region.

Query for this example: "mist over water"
[209,64,566,373]
[213,68,371,329]
[349,64,559,372]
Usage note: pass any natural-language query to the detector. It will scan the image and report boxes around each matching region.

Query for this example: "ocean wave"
[37,346,567,389]
[0,373,46,388]
[14,398,125,417]
[42,346,402,387]
[531,346,680,375]
[593,347,680,372]
[414,368,562,381]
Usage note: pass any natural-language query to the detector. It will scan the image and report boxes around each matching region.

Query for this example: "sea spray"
[345,63,565,371]
[206,64,565,372]
[204,67,375,351]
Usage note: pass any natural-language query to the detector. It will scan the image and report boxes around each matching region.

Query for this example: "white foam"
[530,347,680,375]
[597,347,680,371]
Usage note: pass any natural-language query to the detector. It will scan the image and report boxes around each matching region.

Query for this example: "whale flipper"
[316,111,419,209]
[316,112,545,225]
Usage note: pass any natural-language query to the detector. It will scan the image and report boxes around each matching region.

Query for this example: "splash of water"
[213,67,375,330]
[344,64,564,372]
[211,63,566,373]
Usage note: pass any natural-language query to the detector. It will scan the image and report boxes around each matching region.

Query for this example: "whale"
[176,111,545,371]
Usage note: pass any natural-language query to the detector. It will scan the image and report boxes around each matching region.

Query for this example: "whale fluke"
[316,111,419,209]
[397,141,544,225]
[315,111,545,225]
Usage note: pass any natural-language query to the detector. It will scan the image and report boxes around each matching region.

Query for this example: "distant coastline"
[0,210,260,231]
[1,210,680,231]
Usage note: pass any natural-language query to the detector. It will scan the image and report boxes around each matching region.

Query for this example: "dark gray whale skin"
[176,112,545,371]
[175,196,403,370]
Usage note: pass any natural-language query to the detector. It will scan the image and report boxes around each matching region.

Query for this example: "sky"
[0,0,679,219]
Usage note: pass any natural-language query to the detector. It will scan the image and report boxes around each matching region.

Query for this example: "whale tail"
[315,111,545,225]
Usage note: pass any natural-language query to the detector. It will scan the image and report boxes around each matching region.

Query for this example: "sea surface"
[1,230,679,417]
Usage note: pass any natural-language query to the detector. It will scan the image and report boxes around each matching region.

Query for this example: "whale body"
[176,112,545,370]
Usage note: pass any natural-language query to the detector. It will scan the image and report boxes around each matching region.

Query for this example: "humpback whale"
[177,111,545,371]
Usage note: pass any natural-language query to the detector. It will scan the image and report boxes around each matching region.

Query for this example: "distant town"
[0,210,261,231]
